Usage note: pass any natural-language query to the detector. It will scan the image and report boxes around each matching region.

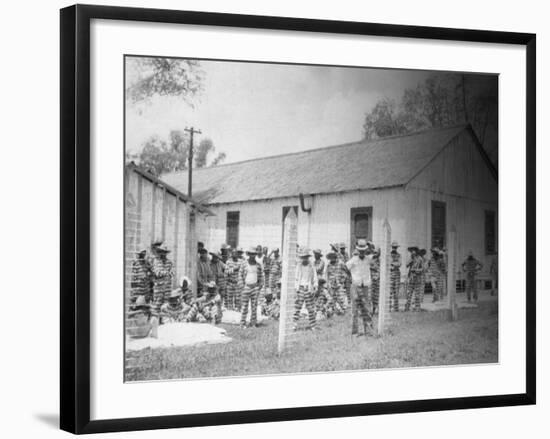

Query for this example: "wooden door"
[350,207,373,251]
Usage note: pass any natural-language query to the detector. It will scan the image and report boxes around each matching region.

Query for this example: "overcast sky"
[125,60,431,164]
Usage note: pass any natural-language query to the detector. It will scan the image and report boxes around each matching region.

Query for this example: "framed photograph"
[60,4,536,434]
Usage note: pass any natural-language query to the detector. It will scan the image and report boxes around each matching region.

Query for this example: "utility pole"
[184,127,201,198]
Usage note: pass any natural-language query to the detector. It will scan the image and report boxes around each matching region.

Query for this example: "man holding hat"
[268,248,282,299]
[160,288,190,323]
[346,239,374,336]
[294,247,319,330]
[389,241,402,311]
[404,246,424,311]
[220,243,231,264]
[324,250,347,314]
[462,250,483,302]
[313,249,325,281]
[197,247,215,296]
[225,248,243,310]
[238,247,264,328]
[130,248,152,305]
[150,243,174,321]
[428,247,446,302]
[210,252,226,302]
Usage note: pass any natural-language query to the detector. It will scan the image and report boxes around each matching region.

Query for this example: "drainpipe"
[299,193,312,248]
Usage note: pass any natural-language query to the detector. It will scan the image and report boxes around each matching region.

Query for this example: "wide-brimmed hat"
[246,246,258,255]
[236,247,244,253]
[297,247,311,258]
[339,242,347,249]
[313,249,322,255]
[152,239,163,247]
[209,252,221,259]
[169,289,182,299]
[431,246,440,253]
[391,241,399,248]
[407,246,419,252]
[326,251,337,259]
[355,239,368,251]
[156,245,171,253]
[220,243,231,250]
[136,248,147,256]
[206,281,216,289]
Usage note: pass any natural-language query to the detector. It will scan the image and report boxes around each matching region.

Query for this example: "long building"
[163,124,498,277]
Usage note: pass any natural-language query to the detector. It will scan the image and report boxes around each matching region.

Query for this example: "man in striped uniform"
[197,248,215,296]
[324,251,347,313]
[462,251,483,302]
[130,248,152,305]
[428,247,446,302]
[313,249,325,281]
[346,239,374,336]
[370,248,380,314]
[150,244,174,321]
[239,247,264,328]
[293,248,319,331]
[220,243,231,264]
[160,289,191,323]
[268,248,282,299]
[404,247,423,311]
[418,249,428,304]
[209,252,227,306]
[225,249,242,310]
[389,242,402,312]
[187,281,223,324]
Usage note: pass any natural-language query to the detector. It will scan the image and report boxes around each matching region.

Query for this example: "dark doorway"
[431,200,446,249]
[350,207,373,250]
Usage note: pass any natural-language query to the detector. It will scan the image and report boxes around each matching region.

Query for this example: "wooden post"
[377,218,391,335]
[447,225,458,321]
[189,210,198,298]
[278,208,298,354]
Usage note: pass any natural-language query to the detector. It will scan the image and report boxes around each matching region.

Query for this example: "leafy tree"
[125,57,203,106]
[363,73,498,164]
[127,132,226,177]
[194,138,226,169]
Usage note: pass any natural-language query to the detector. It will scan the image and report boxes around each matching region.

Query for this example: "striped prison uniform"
[428,256,445,302]
[160,298,191,323]
[268,256,282,299]
[210,259,227,302]
[404,256,424,311]
[324,260,348,313]
[187,291,223,324]
[314,258,325,280]
[420,256,428,303]
[130,257,152,304]
[293,263,318,329]
[225,258,242,310]
[338,251,352,301]
[197,259,215,296]
[389,251,401,311]
[462,257,483,301]
[239,261,264,326]
[150,256,174,318]
[346,255,374,335]
[370,257,380,313]
[314,285,335,320]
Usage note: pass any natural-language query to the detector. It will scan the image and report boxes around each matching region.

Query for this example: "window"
[226,211,240,249]
[485,210,496,254]
[431,200,446,249]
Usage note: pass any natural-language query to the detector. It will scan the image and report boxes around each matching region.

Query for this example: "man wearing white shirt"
[346,239,374,336]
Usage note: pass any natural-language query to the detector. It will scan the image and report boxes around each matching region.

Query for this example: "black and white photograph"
[124,57,499,381]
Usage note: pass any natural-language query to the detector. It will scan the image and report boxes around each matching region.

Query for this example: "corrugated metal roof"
[162,124,469,205]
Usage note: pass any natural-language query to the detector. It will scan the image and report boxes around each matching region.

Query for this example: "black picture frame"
[60,4,536,434]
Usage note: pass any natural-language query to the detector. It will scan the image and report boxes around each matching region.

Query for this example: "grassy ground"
[125,301,498,382]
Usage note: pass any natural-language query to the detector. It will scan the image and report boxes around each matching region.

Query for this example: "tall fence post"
[377,218,392,335]
[447,225,458,321]
[278,208,298,354]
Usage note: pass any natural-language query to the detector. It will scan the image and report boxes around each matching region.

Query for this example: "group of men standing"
[127,236,491,339]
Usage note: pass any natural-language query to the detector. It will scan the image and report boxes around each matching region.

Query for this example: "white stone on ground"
[126,322,231,351]
[221,306,268,324]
